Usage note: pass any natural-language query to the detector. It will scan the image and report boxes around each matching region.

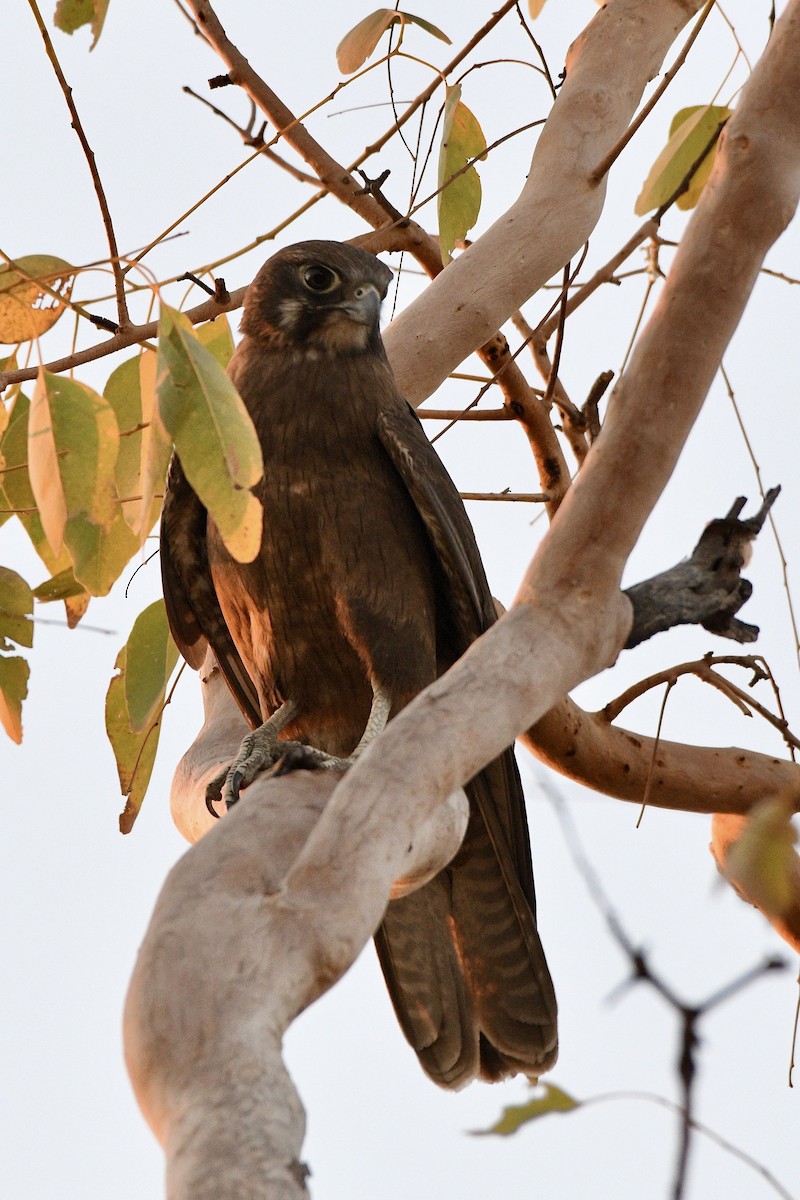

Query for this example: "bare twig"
[182,86,319,184]
[459,491,548,503]
[533,217,660,344]
[540,775,786,1200]
[26,0,130,329]
[417,407,511,421]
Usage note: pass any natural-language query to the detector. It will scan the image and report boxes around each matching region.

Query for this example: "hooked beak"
[334,282,382,326]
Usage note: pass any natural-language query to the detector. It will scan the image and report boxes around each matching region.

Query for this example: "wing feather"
[160,454,262,726]
[375,393,558,1082]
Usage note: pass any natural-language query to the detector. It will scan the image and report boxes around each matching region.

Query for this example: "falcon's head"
[240,240,393,356]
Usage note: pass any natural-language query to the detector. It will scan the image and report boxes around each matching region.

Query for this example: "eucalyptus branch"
[418,407,511,420]
[602,655,800,757]
[0,288,244,391]
[590,0,716,183]
[181,88,320,183]
[535,217,661,343]
[26,0,129,329]
[459,491,548,503]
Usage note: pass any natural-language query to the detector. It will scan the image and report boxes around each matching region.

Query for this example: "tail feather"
[375,748,557,1088]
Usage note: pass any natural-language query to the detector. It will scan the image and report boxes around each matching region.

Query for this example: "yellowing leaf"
[54,0,110,49]
[135,348,171,541]
[0,566,33,651]
[528,0,548,16]
[474,1085,580,1137]
[0,255,74,343]
[0,390,74,576]
[123,598,179,733]
[725,793,798,918]
[106,645,161,834]
[438,85,487,265]
[28,371,120,579]
[336,8,450,74]
[156,304,263,563]
[105,350,163,541]
[195,315,235,370]
[0,653,29,743]
[635,105,732,216]
[27,373,68,556]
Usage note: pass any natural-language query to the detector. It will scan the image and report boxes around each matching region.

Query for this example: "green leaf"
[156,304,263,563]
[134,348,172,541]
[337,8,450,74]
[635,105,732,216]
[54,0,110,49]
[106,599,180,830]
[105,349,163,541]
[28,370,120,560]
[725,793,798,917]
[474,1084,580,1136]
[0,653,29,743]
[33,567,91,630]
[438,85,487,265]
[0,255,75,344]
[106,645,161,834]
[65,507,139,597]
[195,315,236,370]
[26,371,132,596]
[0,566,33,651]
[0,394,91,622]
[32,565,86,602]
[123,598,179,733]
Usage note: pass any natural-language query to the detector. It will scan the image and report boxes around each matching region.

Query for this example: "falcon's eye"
[301,264,339,293]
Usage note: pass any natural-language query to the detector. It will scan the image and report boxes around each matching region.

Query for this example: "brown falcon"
[160,240,558,1088]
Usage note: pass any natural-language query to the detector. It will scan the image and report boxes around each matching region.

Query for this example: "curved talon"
[205,778,224,819]
[226,769,245,808]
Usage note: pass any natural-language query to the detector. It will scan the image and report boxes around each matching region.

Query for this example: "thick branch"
[523,697,800,816]
[383,0,706,402]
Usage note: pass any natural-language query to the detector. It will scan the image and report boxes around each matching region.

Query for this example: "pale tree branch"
[383,0,707,402]
[122,2,800,1195]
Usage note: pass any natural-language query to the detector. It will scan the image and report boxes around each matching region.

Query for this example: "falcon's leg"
[211,699,298,812]
[215,685,393,812]
[349,685,391,760]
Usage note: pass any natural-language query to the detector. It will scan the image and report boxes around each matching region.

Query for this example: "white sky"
[2,2,798,1197]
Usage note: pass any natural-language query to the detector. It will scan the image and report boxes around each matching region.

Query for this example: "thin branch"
[603,655,800,754]
[721,362,800,672]
[540,773,786,1200]
[636,678,675,827]
[581,1091,796,1200]
[354,1,519,166]
[418,407,511,421]
[181,87,320,184]
[0,288,244,391]
[26,0,130,329]
[459,491,548,503]
[534,216,660,344]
